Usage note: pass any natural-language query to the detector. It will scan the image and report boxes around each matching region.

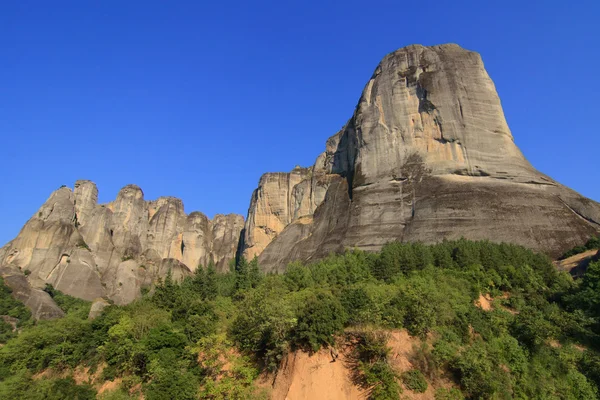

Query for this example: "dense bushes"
[1,239,600,399]
[293,291,347,351]
[0,371,96,400]
[230,280,295,371]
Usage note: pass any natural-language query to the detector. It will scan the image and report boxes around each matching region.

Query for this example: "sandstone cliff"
[242,44,600,272]
[0,181,243,314]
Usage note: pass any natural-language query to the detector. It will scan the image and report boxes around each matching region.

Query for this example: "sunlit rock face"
[242,44,600,272]
[3,43,600,313]
[0,181,244,313]
[241,167,334,261]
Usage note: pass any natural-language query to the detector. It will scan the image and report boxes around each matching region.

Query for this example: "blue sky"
[1,0,599,245]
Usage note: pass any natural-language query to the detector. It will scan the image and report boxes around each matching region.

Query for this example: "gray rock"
[0,182,244,313]
[0,264,64,320]
[211,214,245,272]
[245,44,600,271]
[74,180,98,227]
[3,43,600,311]
[88,298,110,320]
[241,165,335,261]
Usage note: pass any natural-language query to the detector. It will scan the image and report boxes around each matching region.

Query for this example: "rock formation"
[241,166,335,260]
[0,181,244,315]
[3,43,600,314]
[242,44,600,272]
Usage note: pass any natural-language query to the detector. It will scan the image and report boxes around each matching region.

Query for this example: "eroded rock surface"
[0,181,244,315]
[241,165,336,260]
[3,43,600,312]
[243,44,600,272]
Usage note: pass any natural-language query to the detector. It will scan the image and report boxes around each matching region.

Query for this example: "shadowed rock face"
[243,44,600,272]
[0,181,244,314]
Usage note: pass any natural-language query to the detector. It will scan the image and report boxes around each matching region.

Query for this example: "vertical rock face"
[241,165,336,260]
[180,212,212,271]
[109,185,149,258]
[242,168,310,260]
[211,214,246,272]
[146,197,186,261]
[74,180,98,227]
[243,44,600,271]
[0,181,244,313]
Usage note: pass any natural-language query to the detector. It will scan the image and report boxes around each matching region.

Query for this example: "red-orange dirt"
[260,330,456,400]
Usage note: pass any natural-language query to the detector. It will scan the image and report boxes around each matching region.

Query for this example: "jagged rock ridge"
[0,181,244,313]
[242,43,600,271]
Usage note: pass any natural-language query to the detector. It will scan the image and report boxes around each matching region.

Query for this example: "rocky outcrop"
[211,214,246,272]
[3,43,600,313]
[0,264,64,320]
[243,44,600,272]
[241,166,336,260]
[0,181,244,314]
[88,298,110,320]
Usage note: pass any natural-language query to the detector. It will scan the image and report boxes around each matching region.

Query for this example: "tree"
[230,283,295,371]
[235,257,252,292]
[248,256,262,288]
[293,291,347,352]
[204,261,218,300]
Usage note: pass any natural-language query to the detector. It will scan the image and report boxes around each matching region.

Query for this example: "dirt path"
[555,249,599,276]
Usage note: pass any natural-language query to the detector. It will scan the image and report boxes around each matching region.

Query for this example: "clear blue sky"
[1,0,599,245]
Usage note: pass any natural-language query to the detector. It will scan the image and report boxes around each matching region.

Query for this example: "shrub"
[144,368,198,400]
[293,291,347,352]
[351,331,400,400]
[341,286,375,325]
[402,369,428,393]
[98,389,136,400]
[435,388,464,400]
[35,377,96,400]
[2,238,600,399]
[450,340,511,399]
[76,239,90,251]
[561,236,600,259]
[0,370,96,400]
[411,342,440,381]
[230,283,295,371]
[0,316,95,372]
[0,277,32,332]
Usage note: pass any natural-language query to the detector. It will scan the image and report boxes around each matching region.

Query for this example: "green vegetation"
[351,330,401,399]
[76,239,91,251]
[402,369,428,393]
[1,239,600,399]
[0,277,32,343]
[561,236,600,259]
[0,372,95,400]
